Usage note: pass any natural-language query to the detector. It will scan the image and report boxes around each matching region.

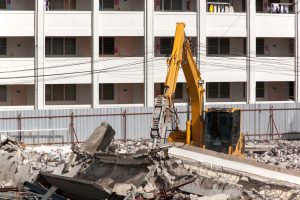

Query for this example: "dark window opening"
[256,82,264,98]
[0,38,6,55]
[207,38,230,55]
[256,38,264,55]
[99,84,114,100]
[99,37,115,55]
[46,84,76,101]
[289,81,294,99]
[45,37,76,56]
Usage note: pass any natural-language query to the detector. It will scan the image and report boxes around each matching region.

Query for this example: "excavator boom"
[150,23,205,147]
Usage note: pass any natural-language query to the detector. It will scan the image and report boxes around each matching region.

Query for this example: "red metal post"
[17,113,22,142]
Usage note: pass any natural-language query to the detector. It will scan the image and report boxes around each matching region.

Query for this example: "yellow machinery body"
[151,22,244,156]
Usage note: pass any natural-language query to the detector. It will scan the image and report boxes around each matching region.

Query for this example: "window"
[242,0,246,12]
[0,0,6,9]
[46,84,76,101]
[159,83,183,99]
[45,37,76,56]
[0,38,6,55]
[289,39,294,57]
[207,38,230,55]
[0,86,7,102]
[256,0,263,12]
[256,38,264,55]
[160,0,182,11]
[99,84,114,100]
[99,0,114,10]
[256,82,264,98]
[49,0,76,10]
[243,38,247,55]
[289,81,294,99]
[160,38,173,56]
[99,37,114,55]
[207,82,230,99]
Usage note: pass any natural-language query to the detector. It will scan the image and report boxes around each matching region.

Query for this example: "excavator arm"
[150,23,205,147]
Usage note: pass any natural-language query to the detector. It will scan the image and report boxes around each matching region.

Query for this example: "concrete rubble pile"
[246,140,300,171]
[0,133,72,188]
[1,125,300,199]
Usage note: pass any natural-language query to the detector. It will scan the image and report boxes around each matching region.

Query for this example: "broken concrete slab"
[80,122,115,154]
[39,172,111,200]
[169,146,300,186]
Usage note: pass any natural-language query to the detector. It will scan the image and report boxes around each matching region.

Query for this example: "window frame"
[99,37,115,55]
[99,0,114,10]
[46,84,77,101]
[45,37,76,56]
[207,38,230,55]
[256,82,265,98]
[49,0,76,10]
[207,82,230,99]
[99,84,115,101]
[0,38,6,55]
[0,85,7,102]
[256,38,264,55]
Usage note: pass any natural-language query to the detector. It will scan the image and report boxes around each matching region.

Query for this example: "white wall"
[98,12,144,36]
[0,11,34,36]
[45,12,92,36]
[206,14,247,37]
[154,12,197,36]
[256,14,295,37]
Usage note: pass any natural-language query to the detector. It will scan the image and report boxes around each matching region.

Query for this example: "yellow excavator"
[150,23,244,156]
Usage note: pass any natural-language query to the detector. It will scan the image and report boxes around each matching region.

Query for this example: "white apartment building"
[0,0,298,109]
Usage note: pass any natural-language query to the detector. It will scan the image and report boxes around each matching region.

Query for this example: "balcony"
[44,57,92,84]
[45,11,92,36]
[203,57,247,82]
[154,12,196,36]
[98,12,144,36]
[256,14,295,37]
[0,11,34,36]
[255,57,295,82]
[0,58,34,84]
[206,13,246,37]
[97,57,144,83]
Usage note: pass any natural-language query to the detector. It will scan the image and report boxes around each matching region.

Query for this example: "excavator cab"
[204,108,244,156]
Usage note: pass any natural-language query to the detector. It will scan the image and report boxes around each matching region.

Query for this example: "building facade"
[0,0,298,109]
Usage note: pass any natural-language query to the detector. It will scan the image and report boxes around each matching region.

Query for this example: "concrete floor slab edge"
[168,147,300,186]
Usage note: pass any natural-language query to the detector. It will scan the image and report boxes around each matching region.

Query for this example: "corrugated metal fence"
[0,103,300,144]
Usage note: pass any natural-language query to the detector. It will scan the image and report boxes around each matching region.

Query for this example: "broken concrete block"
[112,183,136,196]
[81,122,115,154]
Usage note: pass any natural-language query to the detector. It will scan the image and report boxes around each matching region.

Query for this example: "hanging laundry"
[280,5,284,13]
[214,4,217,13]
[209,4,214,13]
[272,3,279,13]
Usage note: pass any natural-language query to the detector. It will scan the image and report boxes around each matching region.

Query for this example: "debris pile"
[1,126,300,199]
[246,140,300,171]
[0,133,72,188]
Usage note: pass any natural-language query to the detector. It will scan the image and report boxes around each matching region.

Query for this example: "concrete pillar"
[295,0,300,102]
[246,0,256,103]
[197,0,207,104]
[34,0,45,110]
[92,0,99,108]
[144,0,155,107]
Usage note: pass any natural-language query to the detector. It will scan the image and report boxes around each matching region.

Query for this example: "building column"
[92,0,99,108]
[197,0,207,104]
[246,0,256,103]
[34,0,45,110]
[144,0,155,107]
[295,0,300,102]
